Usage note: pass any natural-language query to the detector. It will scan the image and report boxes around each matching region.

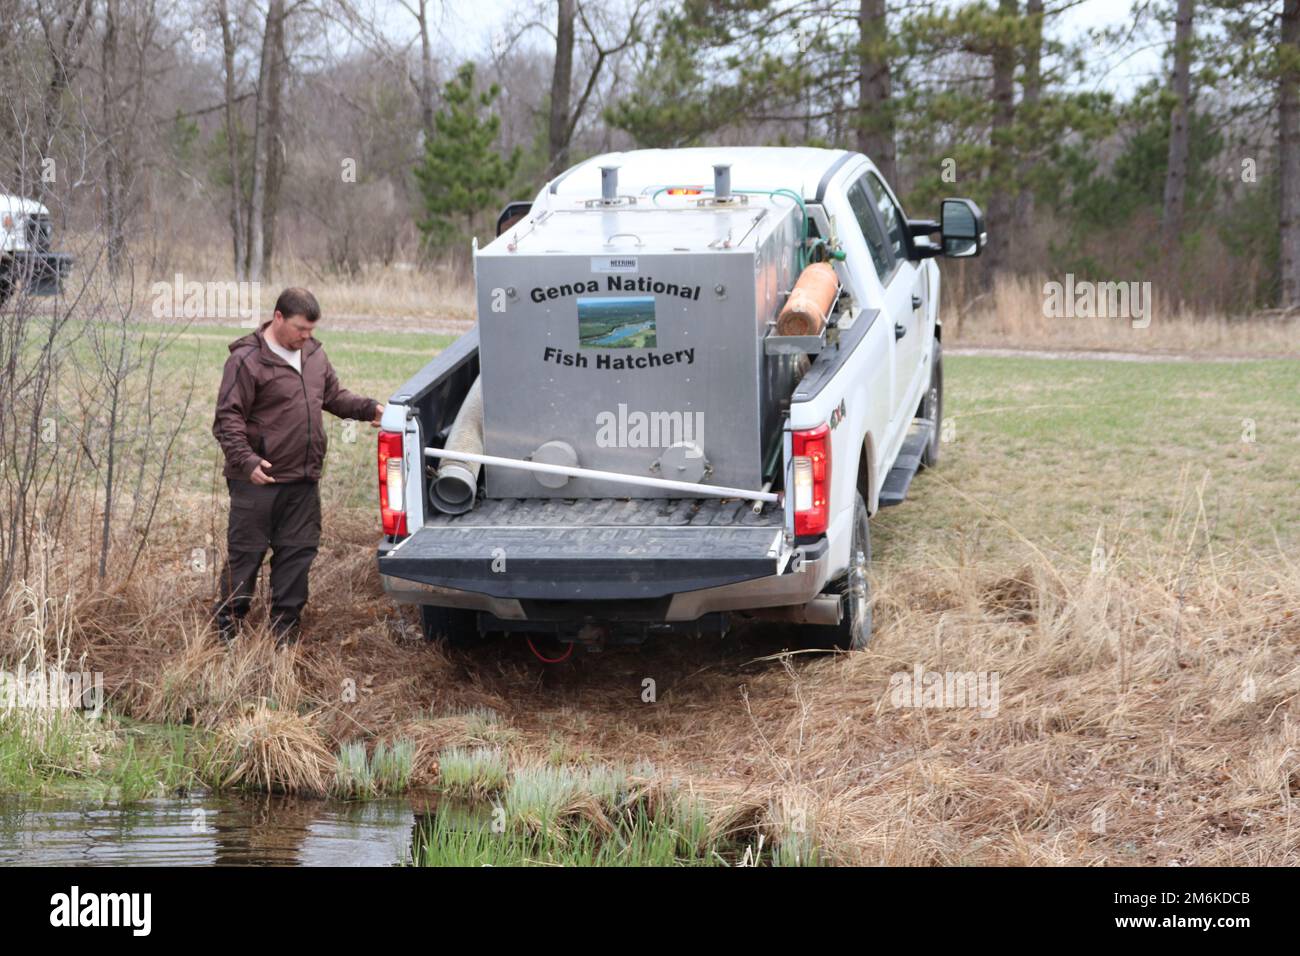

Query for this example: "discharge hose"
[429,376,484,515]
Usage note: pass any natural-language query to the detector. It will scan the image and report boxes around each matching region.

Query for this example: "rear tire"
[919,338,943,469]
[804,492,872,651]
[419,605,479,646]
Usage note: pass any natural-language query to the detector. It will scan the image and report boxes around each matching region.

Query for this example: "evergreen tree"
[414,62,521,251]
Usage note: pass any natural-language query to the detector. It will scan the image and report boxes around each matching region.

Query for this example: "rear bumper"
[4,250,73,295]
[378,529,830,623]
[379,521,787,601]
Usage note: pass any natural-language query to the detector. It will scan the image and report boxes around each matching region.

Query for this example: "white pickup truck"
[0,189,72,307]
[376,147,984,651]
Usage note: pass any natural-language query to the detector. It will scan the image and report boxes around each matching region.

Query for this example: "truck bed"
[379,497,787,601]
[423,496,782,529]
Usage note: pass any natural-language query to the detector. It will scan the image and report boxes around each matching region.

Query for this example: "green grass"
[37,318,1297,540]
[0,711,198,801]
[456,706,519,747]
[108,725,197,802]
[873,356,1300,565]
[411,801,732,866]
[371,741,415,794]
[152,323,452,509]
[501,764,629,831]
[334,741,373,797]
[31,319,452,512]
[114,320,456,358]
[410,768,816,866]
[771,825,820,867]
[0,712,101,793]
[438,747,509,796]
[334,739,416,799]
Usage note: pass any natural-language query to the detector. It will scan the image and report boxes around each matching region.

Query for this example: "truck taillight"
[791,423,830,536]
[377,430,408,537]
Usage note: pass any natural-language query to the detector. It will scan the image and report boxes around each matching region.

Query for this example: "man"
[211,287,383,644]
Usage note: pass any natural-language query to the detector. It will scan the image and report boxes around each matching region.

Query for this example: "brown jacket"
[213,322,380,482]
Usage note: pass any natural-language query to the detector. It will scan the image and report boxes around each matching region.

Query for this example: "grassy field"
[122,319,1300,538]
[3,320,1297,865]
[876,354,1300,561]
[109,323,1298,603]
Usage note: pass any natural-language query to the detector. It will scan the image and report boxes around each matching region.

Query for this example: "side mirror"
[940,198,986,258]
[496,201,532,237]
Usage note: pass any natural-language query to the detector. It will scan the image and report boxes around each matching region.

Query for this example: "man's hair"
[274,287,321,323]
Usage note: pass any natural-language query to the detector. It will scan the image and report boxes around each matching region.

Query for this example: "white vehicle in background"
[0,189,72,308]
[375,147,985,652]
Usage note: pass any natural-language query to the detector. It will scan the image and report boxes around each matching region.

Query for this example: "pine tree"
[414,62,521,251]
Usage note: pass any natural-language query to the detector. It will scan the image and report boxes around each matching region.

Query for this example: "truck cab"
[376,147,984,651]
[0,189,73,307]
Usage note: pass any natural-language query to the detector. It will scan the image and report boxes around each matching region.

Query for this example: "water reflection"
[0,794,417,867]
[408,798,499,866]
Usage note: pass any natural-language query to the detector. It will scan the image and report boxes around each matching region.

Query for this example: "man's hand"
[370,402,384,428]
[250,459,276,485]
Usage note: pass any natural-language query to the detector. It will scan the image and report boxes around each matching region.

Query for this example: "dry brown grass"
[41,234,476,333]
[946,272,1300,357]
[41,240,1299,353]
[201,705,336,797]
[3,476,1296,864]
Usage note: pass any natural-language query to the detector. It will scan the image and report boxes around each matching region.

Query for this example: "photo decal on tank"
[578,296,657,348]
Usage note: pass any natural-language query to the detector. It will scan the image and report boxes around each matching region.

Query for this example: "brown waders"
[214,478,322,643]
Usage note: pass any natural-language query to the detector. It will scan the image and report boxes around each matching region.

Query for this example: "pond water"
[0,793,432,866]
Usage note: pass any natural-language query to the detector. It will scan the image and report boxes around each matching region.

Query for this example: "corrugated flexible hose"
[429,376,483,515]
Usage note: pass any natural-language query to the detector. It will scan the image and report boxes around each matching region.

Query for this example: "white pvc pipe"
[423,447,780,503]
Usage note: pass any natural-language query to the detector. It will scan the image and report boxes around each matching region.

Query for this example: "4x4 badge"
[829,398,847,430]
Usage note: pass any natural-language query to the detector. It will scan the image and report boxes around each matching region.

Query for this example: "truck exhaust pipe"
[713,163,732,202]
[601,165,619,204]
[429,376,484,515]
[745,596,843,627]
